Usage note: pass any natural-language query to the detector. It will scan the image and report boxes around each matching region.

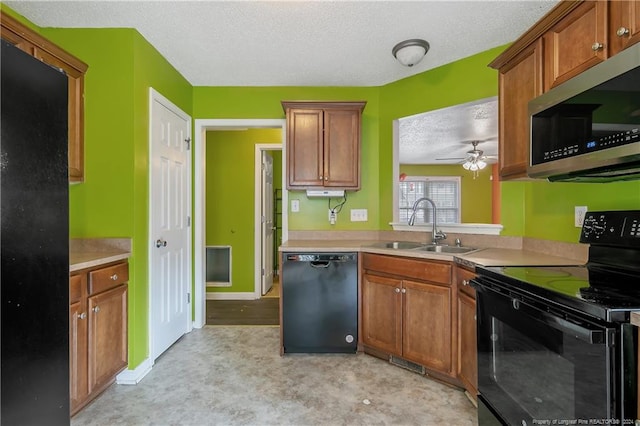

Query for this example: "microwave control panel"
[538,127,639,163]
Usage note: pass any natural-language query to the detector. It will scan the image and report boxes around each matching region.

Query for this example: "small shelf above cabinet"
[281,101,366,190]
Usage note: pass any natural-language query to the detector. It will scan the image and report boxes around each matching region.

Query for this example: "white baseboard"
[116,358,153,385]
[206,292,257,300]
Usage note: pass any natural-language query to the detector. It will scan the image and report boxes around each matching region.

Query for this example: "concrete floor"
[71,326,478,425]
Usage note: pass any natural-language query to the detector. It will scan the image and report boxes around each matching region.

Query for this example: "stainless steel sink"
[411,245,477,254]
[371,241,424,250]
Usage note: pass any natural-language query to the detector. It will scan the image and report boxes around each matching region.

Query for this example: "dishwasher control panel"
[285,253,356,262]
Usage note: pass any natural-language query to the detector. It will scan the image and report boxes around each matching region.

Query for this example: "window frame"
[398,175,462,224]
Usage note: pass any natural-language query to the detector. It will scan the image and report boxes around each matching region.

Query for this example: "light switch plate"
[291,199,299,213]
[350,209,368,222]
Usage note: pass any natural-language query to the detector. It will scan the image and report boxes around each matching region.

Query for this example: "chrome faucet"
[408,197,447,245]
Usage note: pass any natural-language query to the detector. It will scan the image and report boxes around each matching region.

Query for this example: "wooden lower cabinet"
[70,261,128,416]
[455,264,478,401]
[362,254,454,380]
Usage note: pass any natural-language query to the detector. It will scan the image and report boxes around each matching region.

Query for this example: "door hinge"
[261,215,266,223]
[261,268,265,276]
[185,137,191,150]
[187,293,191,304]
[187,216,191,227]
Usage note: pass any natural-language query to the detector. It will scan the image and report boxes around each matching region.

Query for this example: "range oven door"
[474,280,624,425]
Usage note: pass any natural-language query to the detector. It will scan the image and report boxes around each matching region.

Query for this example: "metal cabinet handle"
[319,175,323,180]
[591,42,604,51]
[462,280,469,286]
[617,27,630,37]
[395,288,401,293]
[93,306,100,313]
[324,176,328,181]
[110,274,118,281]
[401,288,406,294]
[78,312,87,320]
[156,239,167,248]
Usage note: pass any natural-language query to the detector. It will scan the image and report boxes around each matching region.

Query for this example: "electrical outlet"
[291,199,299,213]
[350,209,368,222]
[575,206,588,227]
[328,209,337,225]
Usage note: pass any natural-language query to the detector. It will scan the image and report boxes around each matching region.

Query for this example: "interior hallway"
[71,326,477,425]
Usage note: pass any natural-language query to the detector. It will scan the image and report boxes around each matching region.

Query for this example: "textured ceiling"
[5,0,558,87]
[5,0,557,164]
[399,97,498,165]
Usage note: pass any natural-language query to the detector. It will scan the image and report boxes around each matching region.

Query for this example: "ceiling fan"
[435,139,496,164]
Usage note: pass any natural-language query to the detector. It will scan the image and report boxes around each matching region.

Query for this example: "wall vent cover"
[389,355,425,375]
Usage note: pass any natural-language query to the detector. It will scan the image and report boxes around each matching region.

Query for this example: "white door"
[261,151,274,296]
[149,88,191,361]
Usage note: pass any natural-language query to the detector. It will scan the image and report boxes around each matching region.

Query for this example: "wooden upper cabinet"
[1,13,88,182]
[608,0,640,56]
[282,101,366,190]
[543,0,608,91]
[497,39,543,180]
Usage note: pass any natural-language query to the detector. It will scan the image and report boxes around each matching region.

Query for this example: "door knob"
[156,239,167,248]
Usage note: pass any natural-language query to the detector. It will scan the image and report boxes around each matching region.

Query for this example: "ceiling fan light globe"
[462,162,471,170]
[477,160,487,169]
[469,163,479,171]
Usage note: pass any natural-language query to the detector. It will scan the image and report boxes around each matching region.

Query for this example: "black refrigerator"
[1,40,70,424]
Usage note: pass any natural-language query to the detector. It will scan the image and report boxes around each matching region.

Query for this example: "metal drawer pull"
[462,280,469,286]
[395,288,401,293]
[591,42,604,51]
[617,27,629,37]
[401,288,406,294]
[78,312,86,320]
[110,274,118,281]
[93,306,100,313]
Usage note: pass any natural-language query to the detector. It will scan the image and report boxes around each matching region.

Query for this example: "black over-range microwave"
[528,42,640,182]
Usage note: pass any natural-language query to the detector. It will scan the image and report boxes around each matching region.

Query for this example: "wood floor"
[206,278,280,326]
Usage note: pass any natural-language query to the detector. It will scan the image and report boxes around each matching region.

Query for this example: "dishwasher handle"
[310,261,330,268]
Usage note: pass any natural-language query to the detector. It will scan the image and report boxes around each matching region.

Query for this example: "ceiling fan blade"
[435,157,465,161]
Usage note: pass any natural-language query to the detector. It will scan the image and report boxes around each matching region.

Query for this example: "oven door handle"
[516,298,607,344]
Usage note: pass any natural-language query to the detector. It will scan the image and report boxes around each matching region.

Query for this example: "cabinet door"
[324,108,360,188]
[88,284,128,394]
[286,109,324,188]
[457,290,477,400]
[69,301,88,413]
[543,0,608,91]
[362,273,402,356]
[609,0,640,56]
[402,279,452,374]
[498,39,543,180]
[1,13,87,182]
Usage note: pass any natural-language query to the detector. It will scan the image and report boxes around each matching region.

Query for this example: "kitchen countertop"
[280,240,584,267]
[70,238,132,272]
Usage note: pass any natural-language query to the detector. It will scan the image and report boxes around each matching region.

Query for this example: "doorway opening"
[193,119,287,328]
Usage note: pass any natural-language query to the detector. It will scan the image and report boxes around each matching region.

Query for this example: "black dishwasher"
[282,252,358,353]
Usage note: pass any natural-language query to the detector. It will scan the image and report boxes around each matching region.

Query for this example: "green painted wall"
[399,164,493,223]
[205,129,281,293]
[377,45,640,241]
[40,25,192,369]
[194,87,380,230]
[378,46,504,231]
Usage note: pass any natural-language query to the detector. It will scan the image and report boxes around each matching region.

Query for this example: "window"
[398,176,461,224]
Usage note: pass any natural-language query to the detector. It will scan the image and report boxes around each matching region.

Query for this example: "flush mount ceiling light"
[462,141,488,178]
[392,39,430,67]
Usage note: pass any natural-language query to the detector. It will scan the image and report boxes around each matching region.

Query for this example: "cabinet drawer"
[70,274,83,304]
[363,254,451,285]
[89,262,129,295]
[456,266,477,298]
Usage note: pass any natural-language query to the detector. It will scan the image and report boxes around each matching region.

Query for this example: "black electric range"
[473,210,640,425]
[476,210,640,323]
